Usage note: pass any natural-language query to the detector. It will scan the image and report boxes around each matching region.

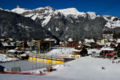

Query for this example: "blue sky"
[0,0,120,17]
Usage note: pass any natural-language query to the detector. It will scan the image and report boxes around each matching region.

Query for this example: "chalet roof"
[100,47,114,51]
[44,38,56,41]
[117,39,120,43]
[103,31,113,34]
[84,39,94,43]
[2,42,15,46]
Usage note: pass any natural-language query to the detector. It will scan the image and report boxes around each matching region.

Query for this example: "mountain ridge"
[0,9,58,41]
[0,6,120,41]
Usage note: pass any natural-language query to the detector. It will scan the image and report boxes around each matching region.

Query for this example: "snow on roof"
[8,38,13,41]
[85,39,94,43]
[109,39,115,41]
[2,42,15,46]
[8,49,17,53]
[117,39,120,43]
[44,38,56,41]
[2,42,8,46]
[100,47,114,51]
[96,42,104,45]
[68,38,73,42]
[105,42,111,46]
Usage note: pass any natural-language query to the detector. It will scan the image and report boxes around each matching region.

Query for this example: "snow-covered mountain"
[12,6,100,26]
[8,6,120,40]
[55,8,87,18]
[0,9,57,40]
[12,8,31,14]
[11,6,120,28]
[11,5,31,14]
[14,6,55,26]
[104,16,120,29]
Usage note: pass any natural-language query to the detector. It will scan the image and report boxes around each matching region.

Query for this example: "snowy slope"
[1,57,120,80]
[87,12,99,19]
[49,57,120,80]
[11,7,99,27]
[46,47,79,57]
[25,7,54,26]
[55,8,86,18]
[104,16,120,28]
[12,7,31,14]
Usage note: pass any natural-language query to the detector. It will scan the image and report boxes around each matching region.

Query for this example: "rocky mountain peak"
[11,6,31,14]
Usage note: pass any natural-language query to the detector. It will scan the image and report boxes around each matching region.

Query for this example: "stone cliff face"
[0,9,56,40]
[44,13,107,40]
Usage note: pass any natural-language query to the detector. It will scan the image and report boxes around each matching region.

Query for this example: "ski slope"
[49,57,120,80]
[1,56,120,80]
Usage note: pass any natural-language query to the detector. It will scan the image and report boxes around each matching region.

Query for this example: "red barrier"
[0,71,46,76]
[102,52,116,56]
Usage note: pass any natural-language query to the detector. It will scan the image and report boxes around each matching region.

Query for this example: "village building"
[116,39,120,44]
[0,38,16,50]
[35,40,56,53]
[84,39,95,44]
[102,30,113,39]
